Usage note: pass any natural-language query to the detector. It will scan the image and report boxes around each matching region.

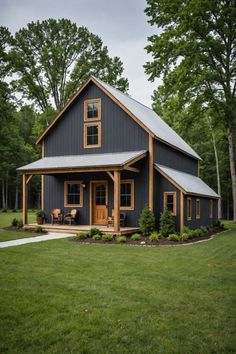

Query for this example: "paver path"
[0,233,74,248]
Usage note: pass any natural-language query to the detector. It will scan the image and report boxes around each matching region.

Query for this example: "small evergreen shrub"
[131,233,141,241]
[149,231,161,242]
[92,234,102,240]
[214,220,225,229]
[35,226,44,233]
[117,236,127,243]
[159,209,175,237]
[139,205,155,235]
[11,218,18,227]
[89,227,101,237]
[102,234,113,241]
[182,226,191,234]
[180,232,189,241]
[168,233,179,242]
[200,226,208,234]
[17,219,23,229]
[75,232,89,240]
[192,229,203,237]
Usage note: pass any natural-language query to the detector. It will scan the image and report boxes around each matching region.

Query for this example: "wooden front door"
[92,182,108,224]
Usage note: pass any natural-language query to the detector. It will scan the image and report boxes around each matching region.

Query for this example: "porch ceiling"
[17,150,147,175]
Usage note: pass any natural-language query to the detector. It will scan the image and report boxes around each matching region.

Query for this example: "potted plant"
[36,210,46,225]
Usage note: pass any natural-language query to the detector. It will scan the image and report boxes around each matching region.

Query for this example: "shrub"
[182,226,191,234]
[92,234,102,240]
[180,232,189,241]
[75,232,89,240]
[131,233,141,241]
[117,236,127,243]
[35,226,44,233]
[193,228,203,237]
[214,220,225,230]
[11,218,18,227]
[149,231,161,242]
[159,209,175,237]
[168,233,179,242]
[200,226,208,234]
[17,219,23,229]
[89,227,101,237]
[36,210,46,218]
[102,234,113,241]
[139,205,155,235]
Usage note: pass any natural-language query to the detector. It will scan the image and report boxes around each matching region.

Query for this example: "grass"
[0,211,37,241]
[0,219,235,353]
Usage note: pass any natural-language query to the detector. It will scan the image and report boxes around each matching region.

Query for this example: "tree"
[10,19,129,111]
[145,0,236,220]
[139,205,156,235]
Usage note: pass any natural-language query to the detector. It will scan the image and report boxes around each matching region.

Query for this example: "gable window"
[164,192,176,216]
[64,181,83,207]
[209,199,213,218]
[120,180,134,210]
[84,122,101,148]
[196,199,200,219]
[187,197,192,220]
[84,98,101,121]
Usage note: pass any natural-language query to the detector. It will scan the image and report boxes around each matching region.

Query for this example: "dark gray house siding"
[154,170,181,231]
[44,157,149,227]
[154,140,198,175]
[184,196,218,229]
[44,81,149,157]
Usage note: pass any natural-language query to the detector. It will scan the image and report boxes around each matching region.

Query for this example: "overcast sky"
[1,0,161,107]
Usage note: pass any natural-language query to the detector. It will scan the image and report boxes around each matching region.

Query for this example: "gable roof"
[36,76,201,160]
[17,150,147,173]
[155,164,219,199]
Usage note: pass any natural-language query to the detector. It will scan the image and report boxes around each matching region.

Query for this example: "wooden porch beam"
[26,174,33,185]
[22,174,28,225]
[124,166,140,173]
[114,170,120,232]
[106,171,114,181]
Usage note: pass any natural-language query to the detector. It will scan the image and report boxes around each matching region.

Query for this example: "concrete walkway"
[0,233,75,248]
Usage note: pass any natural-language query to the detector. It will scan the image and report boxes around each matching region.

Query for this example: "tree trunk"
[226,120,236,221]
[14,176,18,210]
[211,128,222,219]
[5,171,8,210]
[1,179,6,209]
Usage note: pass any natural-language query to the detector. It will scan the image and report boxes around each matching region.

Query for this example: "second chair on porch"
[64,209,79,225]
[51,209,63,224]
[107,209,126,228]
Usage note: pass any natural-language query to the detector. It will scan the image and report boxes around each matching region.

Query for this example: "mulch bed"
[71,228,225,247]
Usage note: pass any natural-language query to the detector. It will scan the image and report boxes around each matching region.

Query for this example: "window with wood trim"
[164,192,176,216]
[120,180,134,210]
[84,122,101,148]
[64,181,83,207]
[187,197,192,220]
[209,199,213,218]
[196,199,200,219]
[84,98,101,121]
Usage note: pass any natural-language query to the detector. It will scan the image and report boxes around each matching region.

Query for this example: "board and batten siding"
[184,196,218,229]
[44,81,149,157]
[154,140,198,175]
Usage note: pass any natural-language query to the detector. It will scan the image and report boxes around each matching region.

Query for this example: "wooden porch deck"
[27,223,140,235]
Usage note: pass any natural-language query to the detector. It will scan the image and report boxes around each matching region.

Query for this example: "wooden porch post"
[114,170,120,232]
[180,191,184,233]
[149,135,154,211]
[22,173,28,225]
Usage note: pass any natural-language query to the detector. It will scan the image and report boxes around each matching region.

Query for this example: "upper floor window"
[64,181,83,207]
[196,199,200,219]
[187,197,192,220]
[209,199,213,218]
[84,98,101,121]
[164,192,176,216]
[120,180,134,210]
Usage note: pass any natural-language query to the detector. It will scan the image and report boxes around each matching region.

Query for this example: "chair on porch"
[51,209,63,224]
[107,209,126,228]
[64,209,79,225]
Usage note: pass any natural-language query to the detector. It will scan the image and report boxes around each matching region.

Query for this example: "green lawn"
[0,220,235,353]
[0,211,37,241]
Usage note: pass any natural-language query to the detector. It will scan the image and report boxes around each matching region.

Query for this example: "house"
[18,76,219,233]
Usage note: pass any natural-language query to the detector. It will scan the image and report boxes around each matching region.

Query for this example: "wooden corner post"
[180,191,184,233]
[22,173,28,225]
[41,140,45,210]
[114,170,120,232]
[149,135,154,211]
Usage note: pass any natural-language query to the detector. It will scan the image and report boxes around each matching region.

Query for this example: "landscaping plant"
[116,236,127,243]
[102,234,113,241]
[89,228,101,237]
[139,205,155,235]
[149,231,161,242]
[75,232,89,240]
[167,234,179,242]
[159,209,175,237]
[92,234,102,240]
[131,233,141,241]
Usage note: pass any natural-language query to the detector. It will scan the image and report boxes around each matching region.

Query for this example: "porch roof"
[155,164,220,199]
[17,150,147,174]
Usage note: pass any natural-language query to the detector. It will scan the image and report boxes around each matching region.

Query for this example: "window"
[209,199,213,218]
[120,180,134,210]
[187,197,192,220]
[84,98,101,121]
[164,192,176,216]
[64,181,83,207]
[84,122,101,148]
[196,199,200,219]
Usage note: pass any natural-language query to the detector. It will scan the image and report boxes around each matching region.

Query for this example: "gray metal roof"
[93,76,201,160]
[17,150,147,172]
[155,164,219,198]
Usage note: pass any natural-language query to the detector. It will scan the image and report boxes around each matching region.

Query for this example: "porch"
[27,223,140,235]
